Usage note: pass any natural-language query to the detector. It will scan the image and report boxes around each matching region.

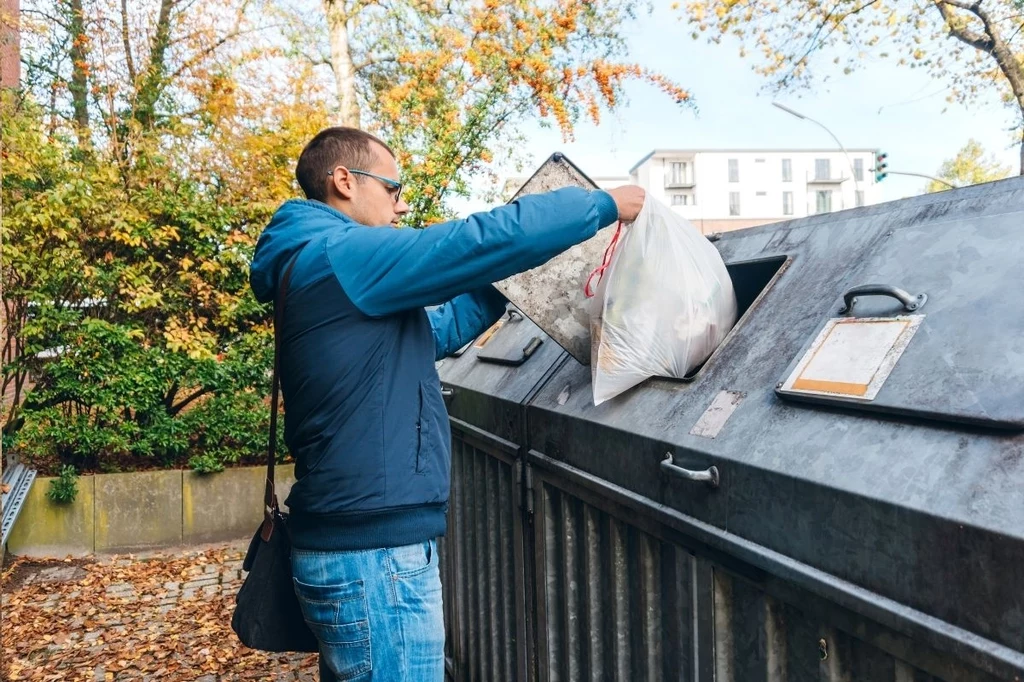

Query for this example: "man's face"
[345,143,410,227]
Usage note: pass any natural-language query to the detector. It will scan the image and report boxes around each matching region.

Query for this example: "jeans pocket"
[292,577,371,680]
[389,539,435,579]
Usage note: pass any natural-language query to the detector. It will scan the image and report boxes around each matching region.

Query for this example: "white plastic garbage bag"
[587,196,738,405]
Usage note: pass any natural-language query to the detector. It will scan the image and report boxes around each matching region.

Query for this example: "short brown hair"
[295,127,396,202]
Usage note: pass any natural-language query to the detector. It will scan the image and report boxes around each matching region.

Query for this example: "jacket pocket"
[417,379,447,475]
[416,381,432,474]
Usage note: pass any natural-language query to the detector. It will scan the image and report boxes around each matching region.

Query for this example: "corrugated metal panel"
[442,435,523,682]
[531,471,994,682]
[535,481,695,682]
[709,569,988,682]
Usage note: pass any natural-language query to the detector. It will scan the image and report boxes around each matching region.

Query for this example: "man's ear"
[329,167,356,201]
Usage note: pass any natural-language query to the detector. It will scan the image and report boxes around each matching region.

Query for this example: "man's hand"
[606,185,646,222]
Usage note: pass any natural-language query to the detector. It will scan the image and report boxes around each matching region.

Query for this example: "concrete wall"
[6,464,296,557]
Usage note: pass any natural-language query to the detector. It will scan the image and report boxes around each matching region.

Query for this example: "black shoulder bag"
[231,255,318,652]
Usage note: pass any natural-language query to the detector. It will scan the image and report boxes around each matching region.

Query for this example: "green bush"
[47,465,79,504]
[2,98,287,475]
[14,318,283,474]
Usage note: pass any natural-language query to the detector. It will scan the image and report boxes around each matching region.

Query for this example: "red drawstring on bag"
[584,221,624,298]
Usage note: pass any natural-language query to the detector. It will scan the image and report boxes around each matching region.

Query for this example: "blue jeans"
[291,539,445,682]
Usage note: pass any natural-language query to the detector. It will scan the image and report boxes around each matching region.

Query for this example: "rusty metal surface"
[494,153,613,364]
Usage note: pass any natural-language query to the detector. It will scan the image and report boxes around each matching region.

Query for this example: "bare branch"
[20,7,70,30]
[164,381,179,411]
[169,387,210,416]
[779,0,884,88]
[354,55,397,71]
[934,1,993,51]
[297,48,332,67]
[167,20,278,80]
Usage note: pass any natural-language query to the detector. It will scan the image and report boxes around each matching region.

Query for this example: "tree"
[4,0,690,472]
[20,0,277,143]
[925,138,1011,192]
[4,2,330,472]
[680,0,1024,174]
[286,0,692,223]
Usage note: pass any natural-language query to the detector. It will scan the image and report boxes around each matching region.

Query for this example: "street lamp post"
[773,103,960,193]
[883,170,958,190]
[772,102,861,196]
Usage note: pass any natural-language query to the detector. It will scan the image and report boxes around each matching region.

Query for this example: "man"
[249,127,644,681]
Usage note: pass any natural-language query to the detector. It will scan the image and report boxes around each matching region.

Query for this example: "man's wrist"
[592,190,619,228]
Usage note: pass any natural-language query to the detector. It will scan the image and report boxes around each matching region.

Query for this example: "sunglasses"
[328,167,403,203]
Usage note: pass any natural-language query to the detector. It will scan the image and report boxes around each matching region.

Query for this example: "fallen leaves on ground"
[1,546,317,680]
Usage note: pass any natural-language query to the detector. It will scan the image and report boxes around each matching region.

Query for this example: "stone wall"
[5,464,296,557]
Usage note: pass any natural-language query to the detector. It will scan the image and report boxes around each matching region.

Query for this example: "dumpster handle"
[661,453,719,489]
[838,284,927,315]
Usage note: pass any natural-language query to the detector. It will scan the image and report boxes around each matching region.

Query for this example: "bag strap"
[263,253,300,536]
[584,221,624,298]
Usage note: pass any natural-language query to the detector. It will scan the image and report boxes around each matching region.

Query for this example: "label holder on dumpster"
[779,315,923,401]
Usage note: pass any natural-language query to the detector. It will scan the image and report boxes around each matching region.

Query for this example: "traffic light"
[874,151,889,182]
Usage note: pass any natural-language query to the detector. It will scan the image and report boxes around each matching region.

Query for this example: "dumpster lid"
[776,210,1024,429]
[494,153,609,365]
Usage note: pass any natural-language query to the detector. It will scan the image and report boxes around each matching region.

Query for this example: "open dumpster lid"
[493,153,611,365]
[776,209,1024,429]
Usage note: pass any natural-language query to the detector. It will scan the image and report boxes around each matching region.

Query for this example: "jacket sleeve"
[325,187,619,317]
[428,286,509,361]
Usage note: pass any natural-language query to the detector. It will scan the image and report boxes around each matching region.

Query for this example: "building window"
[783,191,793,215]
[782,159,792,182]
[729,192,741,216]
[815,190,832,214]
[854,158,864,182]
[756,191,767,196]
[670,161,691,185]
[728,159,739,183]
[815,159,831,181]
[856,190,865,207]
[671,193,690,206]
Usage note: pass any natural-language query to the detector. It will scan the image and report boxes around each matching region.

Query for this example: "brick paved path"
[2,543,320,681]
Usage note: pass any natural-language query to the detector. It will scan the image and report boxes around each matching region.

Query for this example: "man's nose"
[395,197,411,216]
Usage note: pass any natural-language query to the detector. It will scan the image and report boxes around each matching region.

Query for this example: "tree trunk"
[134,0,175,129]
[68,0,90,142]
[323,0,360,127]
[934,1,1024,173]
[120,0,136,83]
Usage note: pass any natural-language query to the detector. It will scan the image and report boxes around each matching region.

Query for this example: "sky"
[458,3,1019,212]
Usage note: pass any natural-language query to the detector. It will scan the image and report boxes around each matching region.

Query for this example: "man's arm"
[428,287,508,361]
[325,187,620,318]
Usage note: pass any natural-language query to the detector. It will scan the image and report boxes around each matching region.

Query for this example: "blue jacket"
[249,188,618,550]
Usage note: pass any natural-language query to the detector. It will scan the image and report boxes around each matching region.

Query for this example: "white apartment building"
[630,149,882,233]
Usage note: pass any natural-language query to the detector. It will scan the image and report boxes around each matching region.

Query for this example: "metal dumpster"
[439,155,1024,682]
[437,297,572,682]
